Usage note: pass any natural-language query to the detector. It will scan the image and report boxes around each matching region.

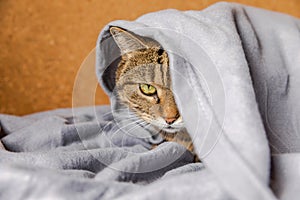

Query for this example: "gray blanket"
[1,2,300,200]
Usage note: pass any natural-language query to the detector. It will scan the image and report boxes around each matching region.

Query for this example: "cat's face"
[110,27,184,133]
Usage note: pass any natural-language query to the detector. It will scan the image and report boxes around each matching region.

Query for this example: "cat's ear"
[110,27,148,54]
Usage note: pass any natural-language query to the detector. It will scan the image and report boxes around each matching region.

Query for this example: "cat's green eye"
[139,84,157,96]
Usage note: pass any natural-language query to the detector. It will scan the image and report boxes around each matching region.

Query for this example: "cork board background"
[1,0,300,115]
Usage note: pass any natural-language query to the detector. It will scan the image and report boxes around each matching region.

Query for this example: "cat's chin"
[161,127,182,133]
[150,121,184,133]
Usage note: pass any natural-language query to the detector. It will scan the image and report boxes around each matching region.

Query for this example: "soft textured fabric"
[0,2,299,200]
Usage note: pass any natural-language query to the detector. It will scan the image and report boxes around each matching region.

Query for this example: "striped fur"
[110,27,197,159]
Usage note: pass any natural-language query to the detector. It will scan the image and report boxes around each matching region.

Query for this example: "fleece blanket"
[1,2,300,200]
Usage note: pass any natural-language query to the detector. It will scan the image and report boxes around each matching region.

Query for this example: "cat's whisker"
[96,109,134,119]
[115,117,142,124]
[136,120,156,131]
[115,116,139,120]
[117,118,149,132]
[109,119,146,142]
[117,124,146,138]
[116,118,145,129]
[137,120,148,125]
[113,111,140,119]
[112,108,131,112]
[126,123,145,132]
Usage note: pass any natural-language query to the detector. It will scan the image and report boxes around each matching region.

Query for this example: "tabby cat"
[110,27,198,161]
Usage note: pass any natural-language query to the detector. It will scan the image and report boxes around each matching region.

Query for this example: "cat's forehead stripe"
[164,64,170,88]
[153,65,164,86]
[159,64,165,86]
[150,65,155,81]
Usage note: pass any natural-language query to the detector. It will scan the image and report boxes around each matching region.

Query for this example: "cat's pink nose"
[165,117,177,125]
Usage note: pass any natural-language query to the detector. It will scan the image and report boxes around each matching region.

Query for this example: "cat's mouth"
[147,118,184,133]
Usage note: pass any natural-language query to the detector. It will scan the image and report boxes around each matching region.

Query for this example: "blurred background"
[1,0,300,115]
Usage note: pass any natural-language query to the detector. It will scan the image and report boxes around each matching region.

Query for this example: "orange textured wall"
[1,0,300,115]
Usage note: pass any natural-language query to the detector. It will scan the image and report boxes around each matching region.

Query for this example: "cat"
[110,27,198,161]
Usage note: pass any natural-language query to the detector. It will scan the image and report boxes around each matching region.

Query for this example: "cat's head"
[110,27,184,133]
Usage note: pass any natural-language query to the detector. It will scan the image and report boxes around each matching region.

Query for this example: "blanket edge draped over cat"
[96,2,300,200]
